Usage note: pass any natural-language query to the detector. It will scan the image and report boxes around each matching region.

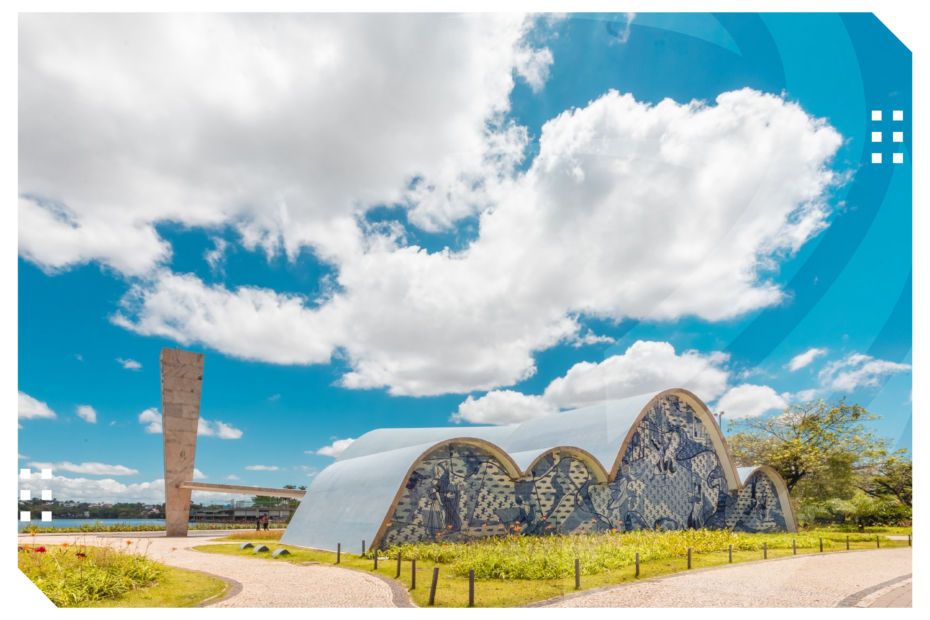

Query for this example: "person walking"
[255,515,261,531]
[262,514,269,531]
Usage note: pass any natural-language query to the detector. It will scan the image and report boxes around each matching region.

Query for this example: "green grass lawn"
[19,544,227,608]
[196,531,911,608]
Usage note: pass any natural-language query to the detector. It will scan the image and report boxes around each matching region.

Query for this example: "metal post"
[764,542,767,559]
[635,552,640,577]
[846,535,850,550]
[819,537,823,553]
[337,543,341,564]
[362,540,366,555]
[396,553,402,578]
[574,559,580,589]
[728,544,732,563]
[792,539,796,555]
[687,547,692,569]
[468,569,475,607]
[428,567,439,606]
[411,559,416,589]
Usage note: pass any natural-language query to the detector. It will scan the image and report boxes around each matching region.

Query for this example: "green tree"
[726,398,891,503]
[862,453,912,507]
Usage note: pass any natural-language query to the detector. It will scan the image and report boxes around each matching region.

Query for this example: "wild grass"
[18,540,164,607]
[218,529,285,541]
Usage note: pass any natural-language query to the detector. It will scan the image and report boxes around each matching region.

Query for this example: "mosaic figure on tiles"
[378,394,789,548]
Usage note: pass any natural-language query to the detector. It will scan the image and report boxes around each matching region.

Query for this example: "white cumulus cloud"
[27,461,140,476]
[138,408,163,433]
[193,468,207,480]
[245,465,280,471]
[818,353,912,392]
[138,408,242,439]
[786,347,827,371]
[715,384,788,419]
[225,474,240,480]
[313,438,356,458]
[452,390,557,425]
[19,391,57,420]
[117,357,142,370]
[76,405,97,424]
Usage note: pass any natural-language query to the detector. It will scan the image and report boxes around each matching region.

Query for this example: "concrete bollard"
[469,569,475,607]
[428,567,439,606]
[635,552,640,577]
[411,559,416,590]
[337,543,341,564]
[792,539,796,555]
[397,553,402,578]
[687,547,692,569]
[820,538,823,553]
[574,559,580,589]
[238,542,254,550]
[728,544,733,563]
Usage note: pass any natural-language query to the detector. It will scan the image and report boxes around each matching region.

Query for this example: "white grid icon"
[893,153,903,164]
[42,489,53,501]
[893,132,903,142]
[893,110,903,121]
[872,110,882,121]
[20,469,31,479]
[872,153,882,164]
[20,490,31,501]
[872,132,882,142]
[41,511,53,522]
[20,511,31,522]
[42,468,52,479]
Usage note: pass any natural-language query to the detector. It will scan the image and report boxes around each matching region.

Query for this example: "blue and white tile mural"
[380,394,789,548]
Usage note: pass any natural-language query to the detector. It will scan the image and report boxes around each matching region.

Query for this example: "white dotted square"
[20,490,31,501]
[42,468,52,479]
[872,132,882,142]
[893,110,903,121]
[42,489,52,501]
[893,152,903,164]
[20,469,31,480]
[20,511,31,522]
[41,511,52,522]
[893,132,903,142]
[872,110,882,121]
[872,153,882,164]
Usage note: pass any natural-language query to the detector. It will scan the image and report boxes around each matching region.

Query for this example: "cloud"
[452,390,557,425]
[544,341,730,409]
[19,454,28,460]
[74,354,83,361]
[571,330,617,348]
[117,357,142,370]
[19,391,57,420]
[138,408,163,433]
[268,394,281,402]
[112,89,842,397]
[20,475,167,503]
[204,236,229,273]
[137,408,242,438]
[784,388,821,403]
[76,405,97,424]
[193,468,207,480]
[818,353,912,392]
[786,347,827,371]
[715,384,788,419]
[27,461,140,476]
[313,438,355,458]
[19,14,552,276]
[607,12,636,43]
[245,465,280,471]
[225,474,240,480]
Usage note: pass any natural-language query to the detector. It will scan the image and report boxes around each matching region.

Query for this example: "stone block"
[254,545,270,553]
[239,543,254,549]
[271,549,291,558]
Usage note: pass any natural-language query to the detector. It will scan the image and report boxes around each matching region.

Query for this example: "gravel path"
[535,548,912,608]
[20,531,399,608]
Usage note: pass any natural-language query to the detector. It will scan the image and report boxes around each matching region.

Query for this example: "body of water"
[18,518,170,532]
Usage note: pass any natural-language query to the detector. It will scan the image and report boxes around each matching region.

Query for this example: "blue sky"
[17,13,912,502]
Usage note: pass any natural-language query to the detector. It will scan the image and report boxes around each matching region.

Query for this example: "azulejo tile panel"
[379,394,788,548]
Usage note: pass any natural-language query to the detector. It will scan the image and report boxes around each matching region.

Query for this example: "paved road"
[536,548,912,608]
[20,531,405,608]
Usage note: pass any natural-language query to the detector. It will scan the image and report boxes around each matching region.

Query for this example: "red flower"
[76,553,87,559]
[34,546,47,553]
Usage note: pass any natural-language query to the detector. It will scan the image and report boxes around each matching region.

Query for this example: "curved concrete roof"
[283,388,793,551]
